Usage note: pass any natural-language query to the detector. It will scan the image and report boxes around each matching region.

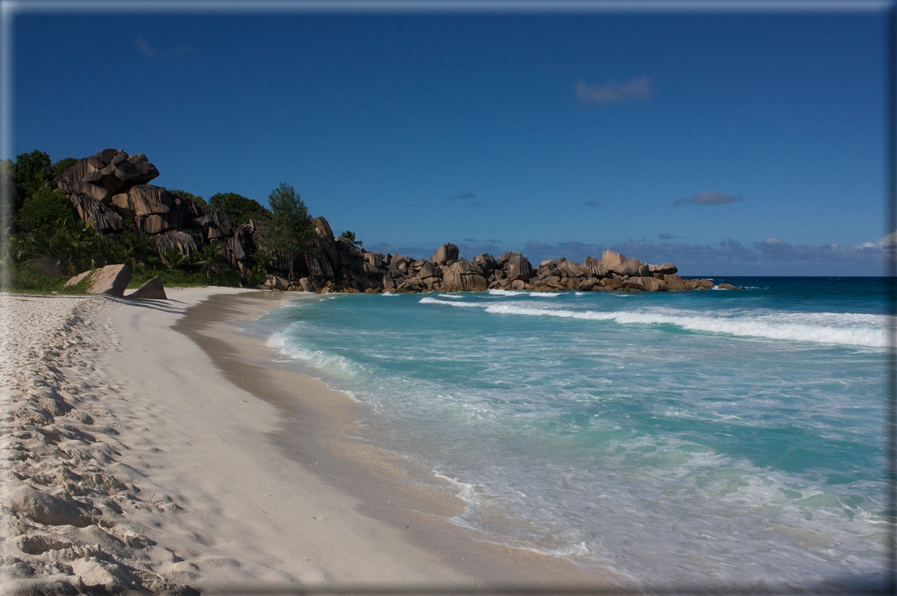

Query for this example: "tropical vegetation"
[1,150,327,294]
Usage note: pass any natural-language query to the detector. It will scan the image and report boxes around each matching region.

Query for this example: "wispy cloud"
[575,76,654,107]
[134,36,192,59]
[134,37,158,56]
[673,191,742,206]
[444,191,484,208]
[657,233,675,240]
[584,200,600,208]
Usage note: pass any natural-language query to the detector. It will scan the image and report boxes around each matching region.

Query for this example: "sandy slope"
[0,288,469,593]
[0,288,614,595]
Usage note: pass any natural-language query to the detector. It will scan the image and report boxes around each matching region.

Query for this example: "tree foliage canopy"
[15,186,76,234]
[2,152,77,210]
[208,192,270,225]
[50,157,78,179]
[264,183,314,278]
[13,150,52,193]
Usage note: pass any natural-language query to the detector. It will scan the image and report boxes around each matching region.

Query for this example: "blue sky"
[8,2,894,275]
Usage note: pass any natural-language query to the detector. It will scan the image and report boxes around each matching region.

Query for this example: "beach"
[0,288,612,594]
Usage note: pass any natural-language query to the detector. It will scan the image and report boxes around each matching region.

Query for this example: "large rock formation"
[52,148,721,295]
[602,250,643,277]
[287,219,716,294]
[441,260,489,292]
[57,150,159,194]
[55,149,162,234]
[430,243,459,266]
[55,149,252,277]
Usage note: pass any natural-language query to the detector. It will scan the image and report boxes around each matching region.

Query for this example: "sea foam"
[420,298,888,348]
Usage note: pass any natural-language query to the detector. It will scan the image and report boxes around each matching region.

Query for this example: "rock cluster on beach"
[56,148,720,293]
[64,264,169,299]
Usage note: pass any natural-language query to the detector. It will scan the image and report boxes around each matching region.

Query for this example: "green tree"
[13,150,52,196]
[50,157,78,179]
[160,247,190,270]
[208,192,270,225]
[339,230,363,247]
[49,219,110,273]
[109,230,153,274]
[16,186,76,234]
[193,242,226,280]
[264,183,314,279]
[14,217,110,275]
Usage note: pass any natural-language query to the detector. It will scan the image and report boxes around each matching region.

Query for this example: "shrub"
[209,192,270,225]
[16,186,75,234]
[10,259,86,294]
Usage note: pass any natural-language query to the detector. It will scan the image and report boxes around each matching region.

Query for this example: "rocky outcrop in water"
[283,234,716,294]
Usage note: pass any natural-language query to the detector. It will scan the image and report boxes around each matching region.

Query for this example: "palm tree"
[194,243,226,280]
[161,247,190,270]
[109,231,148,274]
[340,230,363,247]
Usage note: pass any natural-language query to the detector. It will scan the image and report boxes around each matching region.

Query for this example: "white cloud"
[855,230,897,261]
[854,230,897,249]
[575,76,654,107]
[133,37,192,59]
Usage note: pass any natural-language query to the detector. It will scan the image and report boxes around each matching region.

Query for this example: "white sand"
[0,288,612,594]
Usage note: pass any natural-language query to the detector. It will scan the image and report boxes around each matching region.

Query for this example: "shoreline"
[1,287,622,593]
[175,289,621,588]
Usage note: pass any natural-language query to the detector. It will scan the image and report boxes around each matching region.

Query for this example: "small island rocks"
[56,148,724,294]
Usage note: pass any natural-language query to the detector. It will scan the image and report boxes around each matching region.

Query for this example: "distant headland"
[4,148,730,294]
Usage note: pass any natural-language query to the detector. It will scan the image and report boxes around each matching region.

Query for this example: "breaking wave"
[419,298,888,348]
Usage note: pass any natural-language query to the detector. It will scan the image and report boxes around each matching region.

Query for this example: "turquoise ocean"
[247,277,892,588]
